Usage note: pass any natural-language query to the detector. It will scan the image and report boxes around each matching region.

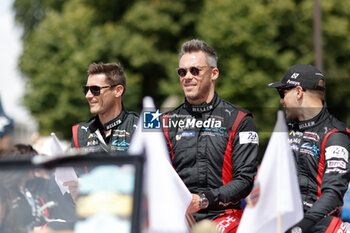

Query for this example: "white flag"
[237,110,303,233]
[128,96,192,233]
[51,132,78,195]
[50,132,65,155]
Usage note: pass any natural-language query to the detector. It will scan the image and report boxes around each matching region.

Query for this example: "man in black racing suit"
[163,39,259,233]
[71,62,138,153]
[268,64,350,233]
[72,108,138,152]
[49,63,138,231]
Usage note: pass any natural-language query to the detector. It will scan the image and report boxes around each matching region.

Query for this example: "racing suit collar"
[184,92,219,113]
[296,106,328,130]
[103,108,127,131]
[88,107,127,133]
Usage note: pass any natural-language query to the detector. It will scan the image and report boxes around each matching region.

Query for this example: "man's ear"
[211,67,219,81]
[296,86,304,99]
[114,85,124,98]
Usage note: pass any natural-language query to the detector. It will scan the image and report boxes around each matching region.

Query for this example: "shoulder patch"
[325,145,349,162]
[239,131,259,144]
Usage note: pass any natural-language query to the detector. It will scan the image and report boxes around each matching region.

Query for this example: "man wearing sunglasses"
[71,62,138,152]
[162,39,259,232]
[46,63,138,231]
[268,64,350,233]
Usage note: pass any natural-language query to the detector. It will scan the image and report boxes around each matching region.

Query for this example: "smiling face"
[85,73,117,116]
[178,51,218,105]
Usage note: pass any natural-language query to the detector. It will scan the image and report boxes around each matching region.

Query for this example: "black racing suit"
[162,93,259,221]
[288,107,350,232]
[71,108,138,152]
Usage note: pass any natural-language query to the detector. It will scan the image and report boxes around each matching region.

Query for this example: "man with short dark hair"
[163,39,259,232]
[55,63,139,230]
[268,64,350,233]
[72,62,138,152]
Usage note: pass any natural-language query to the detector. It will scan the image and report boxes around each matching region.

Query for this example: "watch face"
[200,196,209,209]
[291,227,302,233]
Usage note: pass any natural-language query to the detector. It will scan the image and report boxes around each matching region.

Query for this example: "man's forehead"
[179,51,207,66]
[87,73,107,84]
[88,73,106,79]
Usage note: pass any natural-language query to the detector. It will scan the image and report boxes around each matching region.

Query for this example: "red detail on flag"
[248,182,260,207]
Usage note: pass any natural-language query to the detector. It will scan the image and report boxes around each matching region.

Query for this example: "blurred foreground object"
[191,220,220,233]
[0,96,14,150]
[237,111,303,233]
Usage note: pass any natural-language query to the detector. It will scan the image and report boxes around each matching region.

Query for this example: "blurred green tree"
[13,0,65,38]
[14,0,203,139]
[13,0,350,150]
[193,0,350,157]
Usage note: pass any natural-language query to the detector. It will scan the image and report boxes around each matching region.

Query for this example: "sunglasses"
[277,86,297,99]
[176,66,213,78]
[82,85,117,96]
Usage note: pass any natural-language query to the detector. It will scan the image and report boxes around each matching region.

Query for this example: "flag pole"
[277,212,281,233]
[186,213,196,229]
[277,117,282,233]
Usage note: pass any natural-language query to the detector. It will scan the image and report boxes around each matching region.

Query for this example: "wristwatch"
[291,227,302,233]
[199,193,209,209]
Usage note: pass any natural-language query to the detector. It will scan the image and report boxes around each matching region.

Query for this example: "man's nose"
[183,70,193,80]
[85,89,93,98]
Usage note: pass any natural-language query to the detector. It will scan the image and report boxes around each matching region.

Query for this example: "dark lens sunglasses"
[82,85,117,96]
[176,66,212,78]
[277,86,307,99]
[277,86,297,99]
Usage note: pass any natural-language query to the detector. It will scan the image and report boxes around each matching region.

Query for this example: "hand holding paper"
[51,132,78,195]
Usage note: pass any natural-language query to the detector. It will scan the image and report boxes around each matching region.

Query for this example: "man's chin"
[285,111,297,122]
[185,95,200,103]
[90,109,99,115]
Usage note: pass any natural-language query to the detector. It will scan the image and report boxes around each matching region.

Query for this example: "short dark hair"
[179,39,218,67]
[0,144,38,189]
[87,62,127,96]
[308,79,326,100]
[11,144,37,157]
[0,144,38,159]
